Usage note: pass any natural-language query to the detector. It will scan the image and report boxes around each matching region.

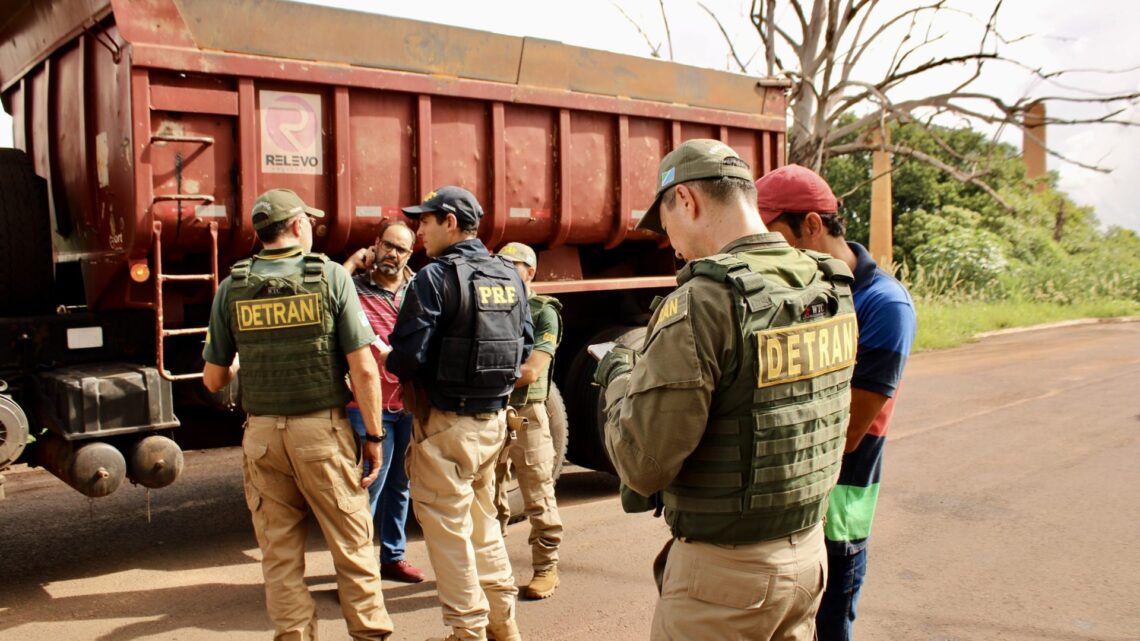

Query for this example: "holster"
[402,381,431,427]
[498,407,526,466]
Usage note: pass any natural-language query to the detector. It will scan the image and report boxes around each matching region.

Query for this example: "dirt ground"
[1,321,1137,641]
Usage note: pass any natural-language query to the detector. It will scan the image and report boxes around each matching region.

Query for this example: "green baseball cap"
[638,139,754,234]
[498,242,537,268]
[251,189,324,231]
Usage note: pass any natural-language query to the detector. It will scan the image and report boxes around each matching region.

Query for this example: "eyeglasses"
[378,239,412,257]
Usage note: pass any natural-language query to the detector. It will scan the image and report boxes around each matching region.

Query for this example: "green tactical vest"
[663,249,858,544]
[225,253,353,416]
[509,294,562,406]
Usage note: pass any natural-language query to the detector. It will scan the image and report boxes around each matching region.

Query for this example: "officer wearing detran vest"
[385,186,533,641]
[593,141,858,641]
[492,242,564,601]
[202,188,394,641]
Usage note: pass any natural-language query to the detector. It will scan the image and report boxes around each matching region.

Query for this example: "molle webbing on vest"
[226,253,352,415]
[664,250,856,544]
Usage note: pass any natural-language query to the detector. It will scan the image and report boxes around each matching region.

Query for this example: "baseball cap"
[251,189,324,231]
[498,242,537,268]
[754,164,838,225]
[638,139,754,234]
[401,186,484,227]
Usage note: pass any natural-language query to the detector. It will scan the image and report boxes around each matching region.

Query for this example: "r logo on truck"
[260,90,323,175]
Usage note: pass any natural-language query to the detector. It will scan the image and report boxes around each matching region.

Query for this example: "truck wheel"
[563,326,646,474]
[503,383,570,522]
[0,149,54,315]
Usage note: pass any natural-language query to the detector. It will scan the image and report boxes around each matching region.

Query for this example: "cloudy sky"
[3,0,1137,230]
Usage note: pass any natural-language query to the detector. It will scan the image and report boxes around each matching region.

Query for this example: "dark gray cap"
[638,139,753,234]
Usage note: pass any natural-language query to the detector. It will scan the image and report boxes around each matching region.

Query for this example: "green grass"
[913,299,1140,351]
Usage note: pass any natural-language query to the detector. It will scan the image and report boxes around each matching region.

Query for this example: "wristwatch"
[362,430,386,443]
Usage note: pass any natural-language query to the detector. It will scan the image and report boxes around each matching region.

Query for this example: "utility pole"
[869,126,894,269]
[1023,101,1047,192]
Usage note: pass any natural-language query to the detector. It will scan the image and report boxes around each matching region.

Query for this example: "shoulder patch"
[647,289,690,339]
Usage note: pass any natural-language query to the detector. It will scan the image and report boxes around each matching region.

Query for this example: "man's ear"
[445,213,459,231]
[803,211,825,238]
[675,184,698,221]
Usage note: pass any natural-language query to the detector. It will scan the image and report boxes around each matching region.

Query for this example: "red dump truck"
[0,0,787,500]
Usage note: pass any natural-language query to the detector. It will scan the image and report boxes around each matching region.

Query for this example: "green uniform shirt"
[203,245,376,367]
[509,294,561,405]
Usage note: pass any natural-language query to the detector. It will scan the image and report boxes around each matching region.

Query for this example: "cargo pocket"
[294,444,342,490]
[688,562,770,610]
[522,429,556,470]
[334,491,373,550]
[241,440,268,512]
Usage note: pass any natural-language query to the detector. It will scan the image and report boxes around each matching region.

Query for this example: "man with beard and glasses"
[342,220,427,584]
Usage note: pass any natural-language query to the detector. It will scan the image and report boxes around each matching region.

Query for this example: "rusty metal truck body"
[0,0,787,497]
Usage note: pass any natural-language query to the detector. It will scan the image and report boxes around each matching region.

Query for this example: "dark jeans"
[347,408,414,563]
[816,547,868,641]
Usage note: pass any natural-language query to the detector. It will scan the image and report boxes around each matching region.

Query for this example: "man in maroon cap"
[755,165,917,641]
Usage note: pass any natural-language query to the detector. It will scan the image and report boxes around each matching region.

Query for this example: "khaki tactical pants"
[242,408,394,641]
[407,408,518,641]
[651,523,826,641]
[493,401,563,570]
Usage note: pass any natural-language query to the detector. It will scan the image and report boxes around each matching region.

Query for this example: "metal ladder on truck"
[150,210,219,382]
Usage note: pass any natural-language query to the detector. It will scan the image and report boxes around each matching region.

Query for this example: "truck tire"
[503,383,570,521]
[0,149,54,315]
[563,326,645,474]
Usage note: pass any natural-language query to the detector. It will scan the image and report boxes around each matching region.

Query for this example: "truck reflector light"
[130,261,150,282]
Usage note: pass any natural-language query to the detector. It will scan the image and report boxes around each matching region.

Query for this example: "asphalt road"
[0,321,1137,641]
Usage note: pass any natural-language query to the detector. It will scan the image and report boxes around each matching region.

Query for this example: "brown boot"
[523,567,559,600]
[487,619,521,641]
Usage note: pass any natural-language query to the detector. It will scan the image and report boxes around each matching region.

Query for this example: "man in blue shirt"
[755,165,917,641]
[386,186,533,641]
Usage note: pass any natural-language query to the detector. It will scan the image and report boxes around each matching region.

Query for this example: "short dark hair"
[255,216,297,244]
[381,219,415,241]
[769,211,847,238]
[660,155,756,211]
[425,211,478,236]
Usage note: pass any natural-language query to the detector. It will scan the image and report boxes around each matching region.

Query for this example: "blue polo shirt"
[824,241,917,555]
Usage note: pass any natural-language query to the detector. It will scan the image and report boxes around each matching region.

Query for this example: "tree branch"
[613,3,662,58]
[659,0,674,61]
[699,2,750,73]
[829,140,1014,209]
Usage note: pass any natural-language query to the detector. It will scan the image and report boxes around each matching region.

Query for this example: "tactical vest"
[434,254,528,404]
[226,253,353,416]
[663,249,858,544]
[510,294,562,406]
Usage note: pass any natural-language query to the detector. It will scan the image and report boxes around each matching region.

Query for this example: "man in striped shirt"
[756,165,917,641]
[343,220,426,584]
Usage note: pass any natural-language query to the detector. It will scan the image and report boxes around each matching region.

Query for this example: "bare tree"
[680,0,1140,206]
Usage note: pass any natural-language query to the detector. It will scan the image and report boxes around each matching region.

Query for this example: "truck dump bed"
[2,0,786,307]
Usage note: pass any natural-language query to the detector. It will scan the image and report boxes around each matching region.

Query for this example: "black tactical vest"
[434,254,528,405]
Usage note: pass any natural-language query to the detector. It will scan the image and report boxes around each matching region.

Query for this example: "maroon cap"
[754,164,838,225]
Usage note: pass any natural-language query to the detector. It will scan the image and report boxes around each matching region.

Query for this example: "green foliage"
[913,300,1140,352]
[824,120,1140,317]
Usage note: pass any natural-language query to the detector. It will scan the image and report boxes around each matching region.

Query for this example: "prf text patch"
[478,285,517,307]
[236,293,322,331]
[756,313,858,387]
